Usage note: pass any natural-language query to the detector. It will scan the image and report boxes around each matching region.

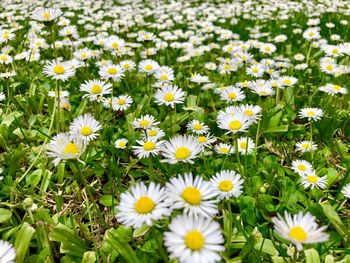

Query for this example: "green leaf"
[105,228,140,263]
[1,111,23,127]
[0,208,12,223]
[99,195,115,207]
[26,169,42,187]
[81,251,96,263]
[262,125,288,134]
[15,223,35,263]
[321,201,348,237]
[305,248,320,263]
[133,224,150,238]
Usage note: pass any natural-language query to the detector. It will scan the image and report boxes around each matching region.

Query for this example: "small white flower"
[210,170,244,200]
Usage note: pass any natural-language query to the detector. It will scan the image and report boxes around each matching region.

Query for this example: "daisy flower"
[291,160,313,176]
[300,171,327,190]
[161,135,202,164]
[116,182,171,228]
[69,114,102,143]
[246,64,265,78]
[80,79,112,102]
[190,73,210,84]
[219,86,245,103]
[112,95,133,111]
[119,60,136,71]
[165,173,218,218]
[154,85,185,108]
[132,114,159,130]
[133,139,165,158]
[164,214,224,263]
[214,143,234,155]
[278,76,298,88]
[342,183,350,199]
[272,211,329,251]
[210,170,244,200]
[43,61,75,81]
[31,8,62,22]
[154,66,174,82]
[187,120,209,135]
[0,92,6,102]
[138,59,159,74]
[0,240,16,263]
[99,64,125,81]
[142,127,165,141]
[319,84,348,96]
[239,104,262,123]
[303,28,321,40]
[237,137,255,155]
[217,112,252,134]
[47,133,86,166]
[295,141,317,153]
[197,134,217,148]
[299,108,323,121]
[115,138,128,149]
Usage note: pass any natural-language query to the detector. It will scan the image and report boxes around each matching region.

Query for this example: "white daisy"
[115,138,128,149]
[300,171,327,190]
[295,141,317,153]
[210,170,244,200]
[31,8,62,22]
[0,240,16,263]
[239,104,262,123]
[237,137,255,155]
[272,211,329,251]
[164,214,224,263]
[138,59,159,75]
[214,143,234,155]
[116,182,171,228]
[165,173,218,218]
[142,127,165,141]
[99,64,125,81]
[299,108,323,121]
[132,114,159,130]
[154,85,185,108]
[133,139,165,158]
[217,112,252,134]
[219,86,245,103]
[187,120,209,135]
[342,183,350,199]
[112,95,133,111]
[43,61,75,81]
[80,79,112,102]
[161,135,202,164]
[291,160,313,176]
[69,114,102,143]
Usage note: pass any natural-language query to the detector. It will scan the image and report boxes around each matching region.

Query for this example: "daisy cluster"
[0,0,349,262]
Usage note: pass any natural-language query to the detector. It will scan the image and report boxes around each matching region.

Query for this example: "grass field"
[0,0,349,262]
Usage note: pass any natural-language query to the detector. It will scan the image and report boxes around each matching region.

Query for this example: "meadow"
[0,0,349,262]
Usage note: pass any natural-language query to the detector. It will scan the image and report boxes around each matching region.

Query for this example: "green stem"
[56,79,61,131]
[310,121,313,161]
[235,137,244,176]
[225,200,233,248]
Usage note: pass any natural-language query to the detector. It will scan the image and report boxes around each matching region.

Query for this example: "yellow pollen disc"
[43,12,50,20]
[143,141,156,151]
[64,143,79,155]
[164,93,174,102]
[139,119,149,128]
[240,142,247,149]
[307,111,315,116]
[283,79,291,85]
[220,147,229,153]
[326,65,333,71]
[228,92,236,99]
[175,147,191,160]
[244,109,253,116]
[242,81,248,87]
[148,130,157,137]
[0,55,7,61]
[63,103,69,110]
[123,64,130,69]
[309,32,315,37]
[185,230,205,251]
[80,126,92,136]
[118,99,126,105]
[260,91,267,95]
[289,226,307,241]
[118,141,126,147]
[107,67,117,74]
[193,123,202,130]
[182,186,201,205]
[198,136,206,143]
[53,65,65,74]
[265,46,271,51]
[333,85,341,91]
[218,180,233,192]
[252,68,259,73]
[134,196,155,214]
[229,120,242,130]
[91,84,102,94]
[332,49,339,54]
[111,42,119,49]
[160,75,168,81]
[301,143,309,149]
[298,164,306,171]
[145,64,153,71]
[223,64,230,69]
[307,175,318,183]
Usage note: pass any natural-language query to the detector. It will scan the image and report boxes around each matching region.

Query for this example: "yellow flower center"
[283,79,292,85]
[148,130,157,136]
[307,175,318,183]
[134,196,155,214]
[182,186,201,205]
[118,141,126,147]
[326,64,333,71]
[107,67,117,74]
[289,226,307,241]
[307,111,315,116]
[64,143,79,155]
[228,92,236,99]
[218,180,233,192]
[193,123,202,130]
[139,119,149,128]
[123,63,130,69]
[252,67,259,73]
[91,84,102,94]
[198,136,206,143]
[223,64,230,70]
[244,109,253,116]
[80,126,92,136]
[145,64,153,71]
[164,93,174,102]
[229,120,242,130]
[118,99,126,105]
[309,32,315,37]
[301,143,310,149]
[333,85,341,91]
[240,142,247,149]
[220,147,229,153]
[111,42,119,49]
[43,12,50,20]
[298,164,306,171]
[143,141,156,151]
[160,75,168,81]
[185,230,205,251]
[0,55,7,61]
[53,65,65,74]
[175,147,191,160]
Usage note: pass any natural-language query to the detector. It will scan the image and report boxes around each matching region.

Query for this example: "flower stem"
[235,137,244,176]
[56,79,61,131]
